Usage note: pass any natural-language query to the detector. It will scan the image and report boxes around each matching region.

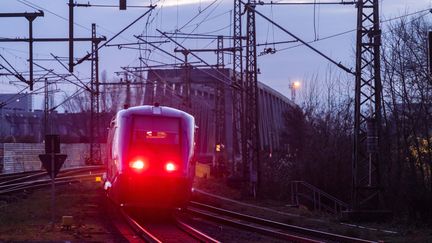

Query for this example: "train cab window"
[131,116,180,145]
[129,116,181,171]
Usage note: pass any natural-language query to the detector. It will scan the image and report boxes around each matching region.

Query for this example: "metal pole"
[125,72,131,106]
[49,88,55,227]
[44,78,48,137]
[50,137,55,226]
[428,32,432,76]
[27,17,35,90]
[69,0,74,72]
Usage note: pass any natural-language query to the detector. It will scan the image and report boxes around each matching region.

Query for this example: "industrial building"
[144,68,295,171]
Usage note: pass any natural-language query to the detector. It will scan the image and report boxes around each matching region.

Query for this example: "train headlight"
[130,159,147,170]
[165,162,177,172]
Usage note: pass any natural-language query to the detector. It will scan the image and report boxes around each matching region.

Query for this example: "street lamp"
[289,81,301,103]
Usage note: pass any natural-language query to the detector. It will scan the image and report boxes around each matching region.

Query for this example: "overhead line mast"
[90,23,102,165]
[0,11,44,90]
[244,0,261,196]
[232,0,245,181]
[350,0,387,218]
[215,36,227,177]
[256,0,387,218]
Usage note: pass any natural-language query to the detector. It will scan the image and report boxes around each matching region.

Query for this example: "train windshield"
[131,116,180,145]
[129,115,182,172]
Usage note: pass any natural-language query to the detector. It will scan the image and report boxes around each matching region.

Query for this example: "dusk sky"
[1,0,432,109]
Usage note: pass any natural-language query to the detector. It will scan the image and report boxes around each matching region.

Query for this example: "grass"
[0,181,113,241]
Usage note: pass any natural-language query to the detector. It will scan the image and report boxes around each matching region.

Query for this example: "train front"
[117,106,195,209]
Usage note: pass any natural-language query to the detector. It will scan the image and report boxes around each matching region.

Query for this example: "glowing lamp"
[130,160,146,170]
[292,81,301,89]
[165,162,177,172]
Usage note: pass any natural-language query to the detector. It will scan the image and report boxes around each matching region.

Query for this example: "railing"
[290,180,349,214]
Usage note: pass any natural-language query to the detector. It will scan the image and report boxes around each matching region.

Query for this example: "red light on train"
[130,159,147,170]
[165,162,177,172]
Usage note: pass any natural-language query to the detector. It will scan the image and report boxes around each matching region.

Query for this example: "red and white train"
[104,104,196,208]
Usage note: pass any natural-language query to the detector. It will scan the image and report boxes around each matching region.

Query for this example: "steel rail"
[54,166,105,177]
[188,201,378,243]
[0,173,102,189]
[174,217,220,243]
[0,173,103,195]
[0,180,82,195]
[118,206,219,242]
[0,170,41,180]
[0,171,46,185]
[187,206,323,243]
[0,166,104,186]
[119,209,162,243]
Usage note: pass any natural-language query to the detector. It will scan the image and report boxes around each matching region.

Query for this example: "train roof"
[113,105,193,123]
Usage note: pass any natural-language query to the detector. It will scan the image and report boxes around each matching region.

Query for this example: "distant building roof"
[0,93,32,111]
[147,68,293,105]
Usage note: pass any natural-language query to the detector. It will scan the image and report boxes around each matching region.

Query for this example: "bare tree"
[278,66,354,202]
[381,15,432,222]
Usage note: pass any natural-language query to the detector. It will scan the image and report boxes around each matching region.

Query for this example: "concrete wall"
[0,143,106,174]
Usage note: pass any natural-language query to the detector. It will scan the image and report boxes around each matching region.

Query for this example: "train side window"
[112,128,119,160]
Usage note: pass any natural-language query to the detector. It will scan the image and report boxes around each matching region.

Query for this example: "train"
[103,104,196,209]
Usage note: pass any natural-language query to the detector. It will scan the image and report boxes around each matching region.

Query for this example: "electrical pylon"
[244,0,260,196]
[352,0,384,212]
[215,36,227,176]
[232,0,244,178]
[90,23,101,165]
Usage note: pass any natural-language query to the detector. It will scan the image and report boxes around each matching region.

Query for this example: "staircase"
[290,180,349,214]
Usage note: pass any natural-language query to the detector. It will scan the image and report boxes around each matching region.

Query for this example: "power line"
[258,1,357,5]
[16,0,92,32]
[272,7,432,54]
[242,1,354,74]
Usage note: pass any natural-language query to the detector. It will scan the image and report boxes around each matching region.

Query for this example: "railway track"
[0,168,380,242]
[187,201,378,243]
[0,166,104,185]
[0,170,46,185]
[0,166,104,195]
[119,208,220,243]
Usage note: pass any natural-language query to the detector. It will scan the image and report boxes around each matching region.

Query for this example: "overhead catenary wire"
[258,1,357,5]
[241,1,354,74]
[157,29,235,87]
[16,0,140,44]
[33,62,92,100]
[275,7,432,54]
[16,0,92,32]
[179,0,224,45]
[118,0,227,74]
[142,0,222,63]
[75,5,156,65]
[5,0,431,100]
[2,1,220,110]
[50,54,92,92]
[50,87,87,112]
[0,83,47,108]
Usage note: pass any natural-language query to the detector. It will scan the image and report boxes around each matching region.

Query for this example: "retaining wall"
[0,143,106,174]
